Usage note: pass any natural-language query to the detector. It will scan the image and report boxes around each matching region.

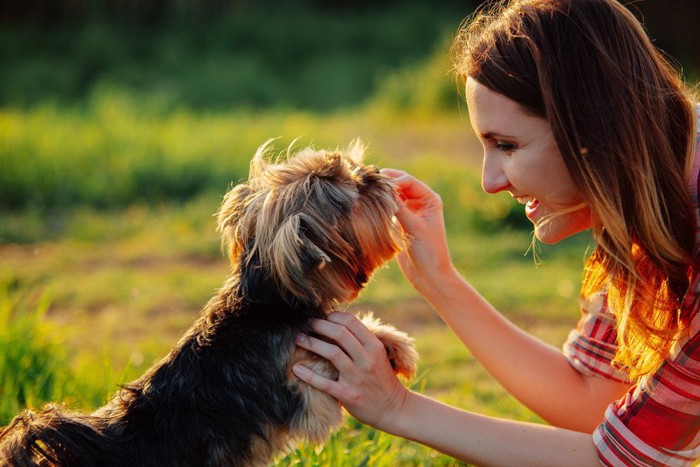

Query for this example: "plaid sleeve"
[593,319,700,466]
[563,290,630,383]
[570,109,700,465]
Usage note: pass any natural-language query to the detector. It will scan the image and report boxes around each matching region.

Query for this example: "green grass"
[0,271,552,466]
[0,283,63,420]
[0,198,587,465]
[0,85,466,212]
[1,4,694,463]
[0,94,594,463]
[0,280,138,422]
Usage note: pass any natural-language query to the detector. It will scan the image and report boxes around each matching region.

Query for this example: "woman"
[293,0,700,464]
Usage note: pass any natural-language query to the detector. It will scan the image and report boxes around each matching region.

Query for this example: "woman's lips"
[524,198,541,221]
[515,196,541,222]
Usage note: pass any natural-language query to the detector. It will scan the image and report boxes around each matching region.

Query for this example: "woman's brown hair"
[452,0,697,380]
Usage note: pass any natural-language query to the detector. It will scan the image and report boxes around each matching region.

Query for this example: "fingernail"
[295,334,306,344]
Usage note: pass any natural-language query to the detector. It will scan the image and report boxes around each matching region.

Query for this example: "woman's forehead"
[465,77,549,138]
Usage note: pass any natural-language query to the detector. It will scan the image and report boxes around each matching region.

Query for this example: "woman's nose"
[481,154,509,194]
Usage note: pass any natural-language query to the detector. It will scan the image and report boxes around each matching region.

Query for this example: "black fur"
[0,271,327,466]
[0,143,413,466]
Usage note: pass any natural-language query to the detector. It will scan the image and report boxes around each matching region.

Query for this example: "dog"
[0,139,418,466]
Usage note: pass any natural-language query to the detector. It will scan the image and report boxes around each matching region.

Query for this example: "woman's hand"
[293,315,602,466]
[382,168,455,294]
[292,312,412,432]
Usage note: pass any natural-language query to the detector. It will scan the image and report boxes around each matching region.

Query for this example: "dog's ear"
[216,140,290,269]
[266,212,332,302]
[219,138,401,307]
[217,183,251,265]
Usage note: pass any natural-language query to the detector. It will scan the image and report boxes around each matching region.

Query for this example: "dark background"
[1,0,697,112]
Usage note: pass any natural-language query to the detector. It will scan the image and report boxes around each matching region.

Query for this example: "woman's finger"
[324,312,384,351]
[292,364,345,399]
[379,167,407,178]
[382,168,437,203]
[308,316,371,360]
[295,332,355,373]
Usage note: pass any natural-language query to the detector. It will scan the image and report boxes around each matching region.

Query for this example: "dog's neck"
[226,254,359,317]
[223,272,336,319]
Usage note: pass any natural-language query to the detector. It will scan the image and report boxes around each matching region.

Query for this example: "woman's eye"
[495,141,517,153]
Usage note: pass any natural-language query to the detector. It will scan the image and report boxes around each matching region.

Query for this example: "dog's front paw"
[358,312,418,380]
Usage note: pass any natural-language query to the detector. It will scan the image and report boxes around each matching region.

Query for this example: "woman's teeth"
[516,196,535,205]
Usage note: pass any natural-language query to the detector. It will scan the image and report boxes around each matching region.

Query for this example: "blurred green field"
[0,100,593,464]
[1,2,601,464]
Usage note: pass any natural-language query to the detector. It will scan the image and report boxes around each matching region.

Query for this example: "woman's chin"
[533,207,594,244]
[534,221,590,244]
[533,228,564,244]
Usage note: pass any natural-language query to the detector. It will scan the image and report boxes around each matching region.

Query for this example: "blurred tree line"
[0,0,473,111]
[1,0,475,22]
[0,0,697,112]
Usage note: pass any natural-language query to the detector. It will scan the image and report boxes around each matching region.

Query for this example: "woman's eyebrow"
[479,131,518,140]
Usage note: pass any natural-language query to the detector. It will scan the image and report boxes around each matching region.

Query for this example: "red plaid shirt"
[562,106,700,466]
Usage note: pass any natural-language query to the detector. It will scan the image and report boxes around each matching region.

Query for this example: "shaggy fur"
[0,140,418,467]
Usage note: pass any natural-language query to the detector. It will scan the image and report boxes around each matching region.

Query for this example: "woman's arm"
[421,268,629,432]
[382,169,630,431]
[292,313,601,466]
[378,391,601,467]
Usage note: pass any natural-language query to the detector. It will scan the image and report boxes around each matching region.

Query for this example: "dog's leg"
[286,347,344,446]
[284,315,417,453]
[359,312,419,380]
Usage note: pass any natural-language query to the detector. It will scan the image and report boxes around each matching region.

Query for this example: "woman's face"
[465,77,594,244]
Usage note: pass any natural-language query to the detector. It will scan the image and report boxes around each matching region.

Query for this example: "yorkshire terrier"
[0,140,418,466]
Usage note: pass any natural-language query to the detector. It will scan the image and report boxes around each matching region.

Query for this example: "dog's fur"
[0,140,418,467]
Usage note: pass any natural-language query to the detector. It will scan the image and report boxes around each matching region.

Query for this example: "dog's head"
[217,139,401,309]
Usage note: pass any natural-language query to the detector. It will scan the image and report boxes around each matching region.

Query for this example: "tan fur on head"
[217,139,402,308]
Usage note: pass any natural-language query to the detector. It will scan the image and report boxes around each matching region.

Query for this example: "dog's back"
[0,294,339,466]
[0,140,416,466]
